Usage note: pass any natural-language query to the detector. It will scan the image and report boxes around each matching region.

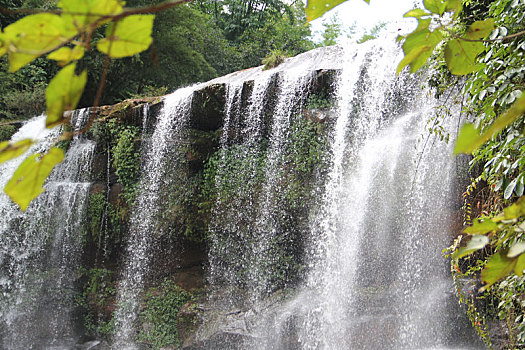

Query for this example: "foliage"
[0,124,17,142]
[282,113,329,209]
[0,0,158,209]
[318,14,343,46]
[305,92,333,110]
[111,123,140,202]
[203,103,329,290]
[262,50,287,70]
[76,267,117,339]
[137,280,192,349]
[305,0,368,22]
[194,0,289,41]
[357,22,386,44]
[0,0,316,210]
[4,147,64,210]
[88,192,106,245]
[0,81,46,120]
[0,56,52,121]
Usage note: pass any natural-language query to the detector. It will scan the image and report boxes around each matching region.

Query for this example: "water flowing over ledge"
[0,37,483,349]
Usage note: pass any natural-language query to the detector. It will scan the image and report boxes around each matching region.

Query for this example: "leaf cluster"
[0,0,157,209]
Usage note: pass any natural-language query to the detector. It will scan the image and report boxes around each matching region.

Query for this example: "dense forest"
[0,0,319,135]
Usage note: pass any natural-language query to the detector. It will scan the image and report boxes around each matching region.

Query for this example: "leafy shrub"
[137,280,192,349]
[0,124,17,141]
[262,50,288,70]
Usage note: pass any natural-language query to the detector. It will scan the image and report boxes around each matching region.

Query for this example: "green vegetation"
[318,15,343,46]
[110,124,141,202]
[262,50,288,70]
[357,22,386,44]
[76,268,117,339]
[137,280,192,349]
[88,192,106,245]
[203,99,330,289]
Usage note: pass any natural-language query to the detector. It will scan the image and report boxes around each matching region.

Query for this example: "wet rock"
[180,290,297,350]
[190,83,226,131]
[303,108,329,123]
[108,183,124,205]
[142,322,154,334]
[91,153,107,181]
[90,183,106,195]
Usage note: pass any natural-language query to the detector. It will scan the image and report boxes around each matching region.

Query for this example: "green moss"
[76,268,117,339]
[304,91,333,110]
[88,192,106,244]
[137,280,193,349]
[92,118,141,204]
[112,125,140,202]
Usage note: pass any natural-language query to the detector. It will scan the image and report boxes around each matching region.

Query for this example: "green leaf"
[4,147,65,211]
[516,180,524,197]
[48,46,85,66]
[445,0,462,14]
[96,15,155,58]
[452,235,489,260]
[0,139,33,163]
[508,242,525,258]
[480,251,516,291]
[46,63,87,127]
[3,14,75,72]
[415,18,432,32]
[397,29,443,74]
[454,95,525,154]
[423,0,447,14]
[454,124,479,154]
[504,178,517,199]
[403,9,430,18]
[444,39,484,75]
[514,253,525,276]
[305,0,352,22]
[466,19,495,40]
[503,196,525,220]
[58,0,123,31]
[463,218,499,234]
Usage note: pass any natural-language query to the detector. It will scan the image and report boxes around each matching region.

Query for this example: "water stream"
[0,110,95,349]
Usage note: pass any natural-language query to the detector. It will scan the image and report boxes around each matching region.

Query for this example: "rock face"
[179,291,294,350]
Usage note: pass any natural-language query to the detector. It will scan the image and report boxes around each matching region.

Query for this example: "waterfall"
[0,32,485,349]
[0,109,95,349]
[112,86,202,347]
[198,38,480,349]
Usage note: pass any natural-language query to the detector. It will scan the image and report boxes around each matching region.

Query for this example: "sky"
[310,0,421,40]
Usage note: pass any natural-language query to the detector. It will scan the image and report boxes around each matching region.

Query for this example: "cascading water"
[209,69,321,303]
[112,86,202,347]
[0,109,95,349]
[201,37,481,349]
